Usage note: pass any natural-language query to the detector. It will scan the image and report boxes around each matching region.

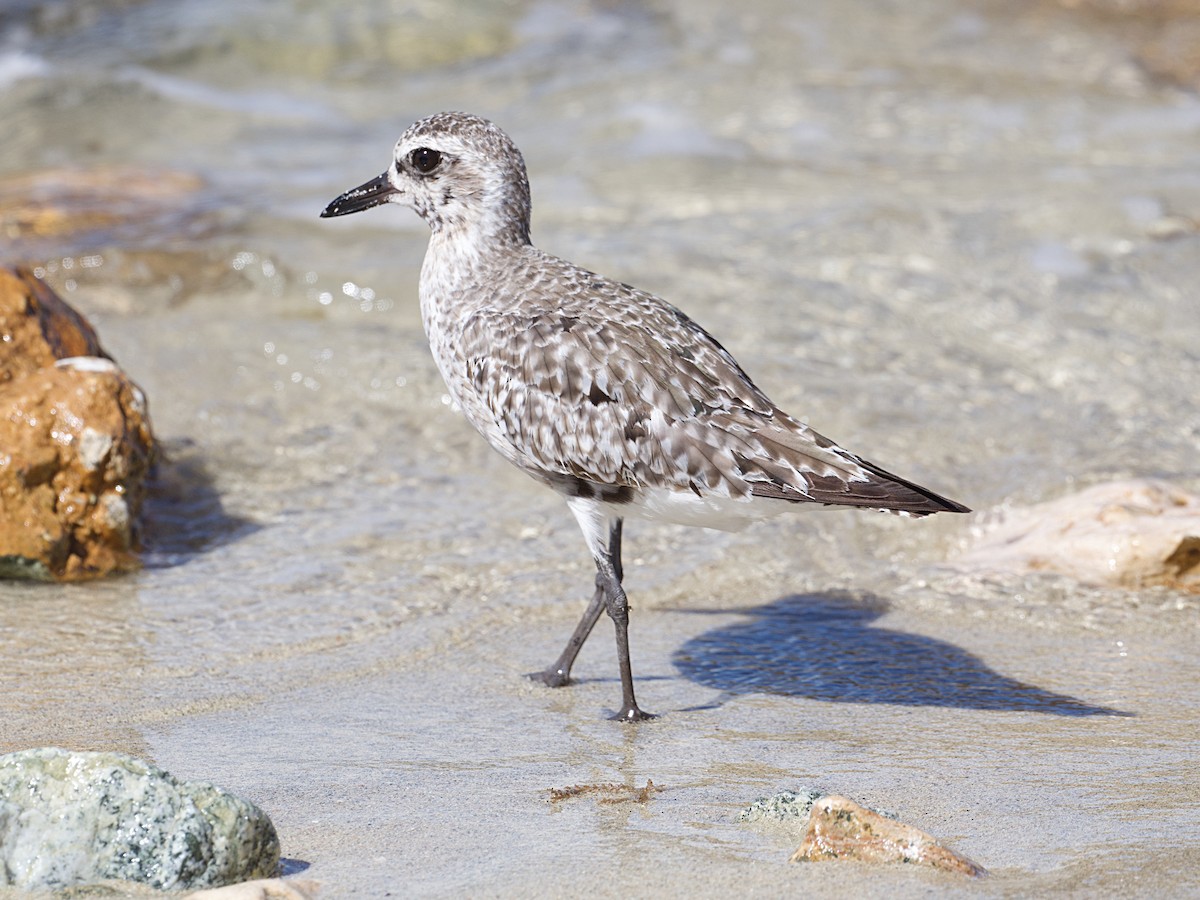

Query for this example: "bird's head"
[321,111,532,247]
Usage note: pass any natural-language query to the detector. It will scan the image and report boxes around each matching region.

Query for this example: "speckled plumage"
[322,111,969,721]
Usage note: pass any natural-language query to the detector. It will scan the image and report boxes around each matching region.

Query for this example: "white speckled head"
[322,111,532,247]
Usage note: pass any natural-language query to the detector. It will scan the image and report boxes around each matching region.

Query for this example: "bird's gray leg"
[561,499,653,721]
[531,520,622,688]
[593,522,653,722]
[532,585,603,688]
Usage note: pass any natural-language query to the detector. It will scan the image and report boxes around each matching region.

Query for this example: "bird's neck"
[420,229,530,327]
[424,212,530,285]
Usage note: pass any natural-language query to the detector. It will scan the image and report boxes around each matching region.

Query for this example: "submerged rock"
[0,166,207,261]
[1052,0,1200,90]
[741,790,984,876]
[0,266,155,579]
[790,794,984,876]
[0,748,280,891]
[957,479,1200,593]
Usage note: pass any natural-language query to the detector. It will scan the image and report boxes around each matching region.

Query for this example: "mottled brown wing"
[458,273,875,502]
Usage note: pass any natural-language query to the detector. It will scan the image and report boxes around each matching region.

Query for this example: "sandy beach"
[1,0,1198,894]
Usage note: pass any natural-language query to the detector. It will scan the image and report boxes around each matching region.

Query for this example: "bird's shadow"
[671,593,1129,717]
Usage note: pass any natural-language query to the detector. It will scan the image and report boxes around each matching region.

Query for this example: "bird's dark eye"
[410,147,442,174]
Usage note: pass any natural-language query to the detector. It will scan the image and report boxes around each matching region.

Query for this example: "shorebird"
[321,111,969,722]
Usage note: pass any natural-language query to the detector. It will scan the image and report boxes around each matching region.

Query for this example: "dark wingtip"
[748,454,971,516]
[855,457,971,515]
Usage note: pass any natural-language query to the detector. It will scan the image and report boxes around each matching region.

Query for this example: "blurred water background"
[1,0,1198,894]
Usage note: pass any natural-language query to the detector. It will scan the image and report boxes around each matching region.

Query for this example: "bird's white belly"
[613,484,788,532]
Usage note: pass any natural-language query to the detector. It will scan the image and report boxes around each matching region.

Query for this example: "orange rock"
[790,794,985,877]
[0,266,107,383]
[0,268,154,580]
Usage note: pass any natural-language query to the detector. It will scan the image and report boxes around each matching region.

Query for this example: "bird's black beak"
[320,171,398,218]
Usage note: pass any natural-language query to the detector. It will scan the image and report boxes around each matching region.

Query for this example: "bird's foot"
[611,704,656,723]
[528,667,572,688]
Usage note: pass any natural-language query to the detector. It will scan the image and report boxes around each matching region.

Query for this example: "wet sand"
[1,0,1199,894]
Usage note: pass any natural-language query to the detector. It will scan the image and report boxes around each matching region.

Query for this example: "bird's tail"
[747,451,970,517]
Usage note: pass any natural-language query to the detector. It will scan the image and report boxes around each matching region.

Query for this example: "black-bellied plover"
[322,111,969,722]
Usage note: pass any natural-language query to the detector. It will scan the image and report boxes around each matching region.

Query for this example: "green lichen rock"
[737,788,825,824]
[0,748,279,890]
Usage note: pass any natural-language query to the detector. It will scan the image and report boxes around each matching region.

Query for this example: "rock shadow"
[672,593,1128,716]
[139,438,259,567]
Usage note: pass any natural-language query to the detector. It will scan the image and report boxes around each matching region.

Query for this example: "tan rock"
[185,878,321,899]
[0,268,155,580]
[957,479,1200,593]
[1136,19,1200,89]
[790,794,984,877]
[1053,0,1200,89]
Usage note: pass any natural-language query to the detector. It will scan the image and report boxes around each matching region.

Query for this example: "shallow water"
[2,0,1199,895]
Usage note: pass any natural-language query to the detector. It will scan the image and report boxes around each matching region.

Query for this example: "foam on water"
[114,65,336,120]
[0,48,48,88]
